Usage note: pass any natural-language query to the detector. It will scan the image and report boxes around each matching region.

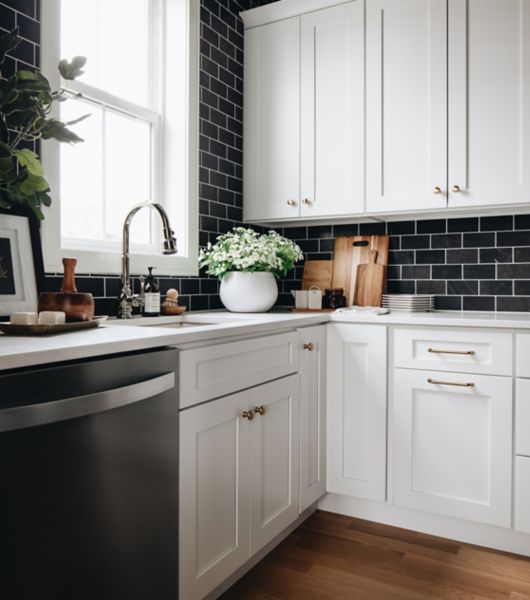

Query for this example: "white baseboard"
[319,493,530,557]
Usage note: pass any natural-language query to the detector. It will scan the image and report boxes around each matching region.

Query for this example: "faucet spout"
[119,202,177,318]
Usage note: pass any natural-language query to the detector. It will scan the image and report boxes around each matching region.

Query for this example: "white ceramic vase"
[219,271,278,313]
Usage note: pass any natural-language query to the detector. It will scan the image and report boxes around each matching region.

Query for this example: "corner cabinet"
[327,324,387,501]
[299,325,327,512]
[243,1,365,222]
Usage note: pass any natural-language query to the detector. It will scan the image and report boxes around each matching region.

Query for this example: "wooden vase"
[38,258,95,322]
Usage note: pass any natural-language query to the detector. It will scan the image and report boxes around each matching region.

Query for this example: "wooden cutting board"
[353,250,387,307]
[332,235,389,306]
[301,260,333,294]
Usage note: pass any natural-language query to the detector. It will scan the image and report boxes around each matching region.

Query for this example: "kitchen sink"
[109,312,257,328]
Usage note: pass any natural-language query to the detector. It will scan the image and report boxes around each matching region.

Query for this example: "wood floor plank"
[220,511,530,600]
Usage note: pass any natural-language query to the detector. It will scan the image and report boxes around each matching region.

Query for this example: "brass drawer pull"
[427,378,475,388]
[242,410,254,421]
[303,342,314,351]
[254,405,266,416]
[427,348,475,356]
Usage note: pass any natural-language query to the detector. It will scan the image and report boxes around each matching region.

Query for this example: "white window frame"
[41,0,199,277]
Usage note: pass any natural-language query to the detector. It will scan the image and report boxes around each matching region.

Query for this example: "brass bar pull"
[242,410,254,421]
[303,343,314,351]
[428,348,475,356]
[427,378,475,388]
[254,406,266,416]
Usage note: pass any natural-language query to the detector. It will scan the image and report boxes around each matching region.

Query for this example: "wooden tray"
[0,316,108,336]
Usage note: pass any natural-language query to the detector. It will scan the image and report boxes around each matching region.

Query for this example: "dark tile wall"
[275,216,530,312]
[5,0,530,313]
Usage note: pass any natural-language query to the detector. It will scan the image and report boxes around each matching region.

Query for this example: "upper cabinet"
[242,0,530,222]
[243,17,301,221]
[366,0,448,213]
[448,0,530,208]
[243,1,364,222]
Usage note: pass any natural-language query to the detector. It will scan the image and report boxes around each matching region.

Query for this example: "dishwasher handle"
[0,372,175,433]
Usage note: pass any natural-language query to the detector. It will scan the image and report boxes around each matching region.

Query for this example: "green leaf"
[18,173,50,196]
[58,56,87,80]
[0,28,20,67]
[36,191,52,207]
[65,113,91,127]
[14,149,44,177]
[40,118,84,143]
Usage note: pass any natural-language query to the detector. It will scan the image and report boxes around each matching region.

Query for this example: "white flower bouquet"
[199,227,304,279]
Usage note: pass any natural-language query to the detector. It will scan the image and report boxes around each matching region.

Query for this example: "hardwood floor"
[220,511,530,600]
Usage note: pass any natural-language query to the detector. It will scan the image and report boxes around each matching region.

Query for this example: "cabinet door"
[299,325,326,513]
[300,1,364,217]
[448,0,530,207]
[327,324,387,501]
[179,392,251,600]
[515,456,530,534]
[243,17,301,221]
[393,369,512,527]
[249,375,300,554]
[366,0,447,213]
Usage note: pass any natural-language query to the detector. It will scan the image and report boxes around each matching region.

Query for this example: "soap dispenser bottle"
[143,267,160,317]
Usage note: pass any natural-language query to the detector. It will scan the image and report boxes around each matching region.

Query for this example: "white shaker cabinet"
[393,369,513,527]
[299,325,327,513]
[243,17,301,221]
[180,375,300,600]
[366,0,448,213]
[249,376,300,554]
[243,1,364,222]
[179,390,251,600]
[299,1,364,218]
[327,324,387,501]
[448,0,530,208]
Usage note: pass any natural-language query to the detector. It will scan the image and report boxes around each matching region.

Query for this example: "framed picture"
[0,208,45,319]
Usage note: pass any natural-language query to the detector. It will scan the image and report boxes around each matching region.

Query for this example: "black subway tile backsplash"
[21,0,530,314]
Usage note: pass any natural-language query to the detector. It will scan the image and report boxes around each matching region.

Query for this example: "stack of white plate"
[382,294,434,312]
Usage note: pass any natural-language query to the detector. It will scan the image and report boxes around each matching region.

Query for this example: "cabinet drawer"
[515,456,530,534]
[179,332,299,409]
[394,328,512,376]
[517,379,530,457]
[517,334,530,377]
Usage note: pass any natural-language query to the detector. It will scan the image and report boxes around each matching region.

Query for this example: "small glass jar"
[322,288,346,309]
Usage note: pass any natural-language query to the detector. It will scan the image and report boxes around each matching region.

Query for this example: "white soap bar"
[38,311,66,325]
[11,312,38,325]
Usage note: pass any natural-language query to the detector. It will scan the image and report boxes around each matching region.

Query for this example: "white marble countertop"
[330,309,530,329]
[0,311,327,371]
[2,309,530,371]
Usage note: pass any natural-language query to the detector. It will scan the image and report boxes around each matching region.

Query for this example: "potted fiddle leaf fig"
[0,27,87,219]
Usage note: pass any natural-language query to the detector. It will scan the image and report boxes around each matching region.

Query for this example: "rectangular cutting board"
[332,235,389,306]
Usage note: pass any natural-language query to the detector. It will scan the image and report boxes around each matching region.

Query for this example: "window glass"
[60,0,151,107]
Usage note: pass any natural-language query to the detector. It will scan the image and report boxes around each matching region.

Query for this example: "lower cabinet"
[393,369,513,527]
[327,324,387,501]
[179,375,300,600]
[515,456,530,534]
[299,325,327,512]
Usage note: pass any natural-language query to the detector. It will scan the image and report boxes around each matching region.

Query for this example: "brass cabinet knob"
[433,186,442,194]
[302,198,312,205]
[303,342,314,351]
[254,405,266,416]
[287,199,297,207]
[452,185,461,193]
[242,410,254,421]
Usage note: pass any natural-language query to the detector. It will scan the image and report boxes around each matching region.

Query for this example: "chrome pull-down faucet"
[119,202,177,319]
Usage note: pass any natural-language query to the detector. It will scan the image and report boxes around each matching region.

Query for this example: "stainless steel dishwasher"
[0,348,179,600]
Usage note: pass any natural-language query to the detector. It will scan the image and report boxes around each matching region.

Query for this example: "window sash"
[41,0,200,277]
